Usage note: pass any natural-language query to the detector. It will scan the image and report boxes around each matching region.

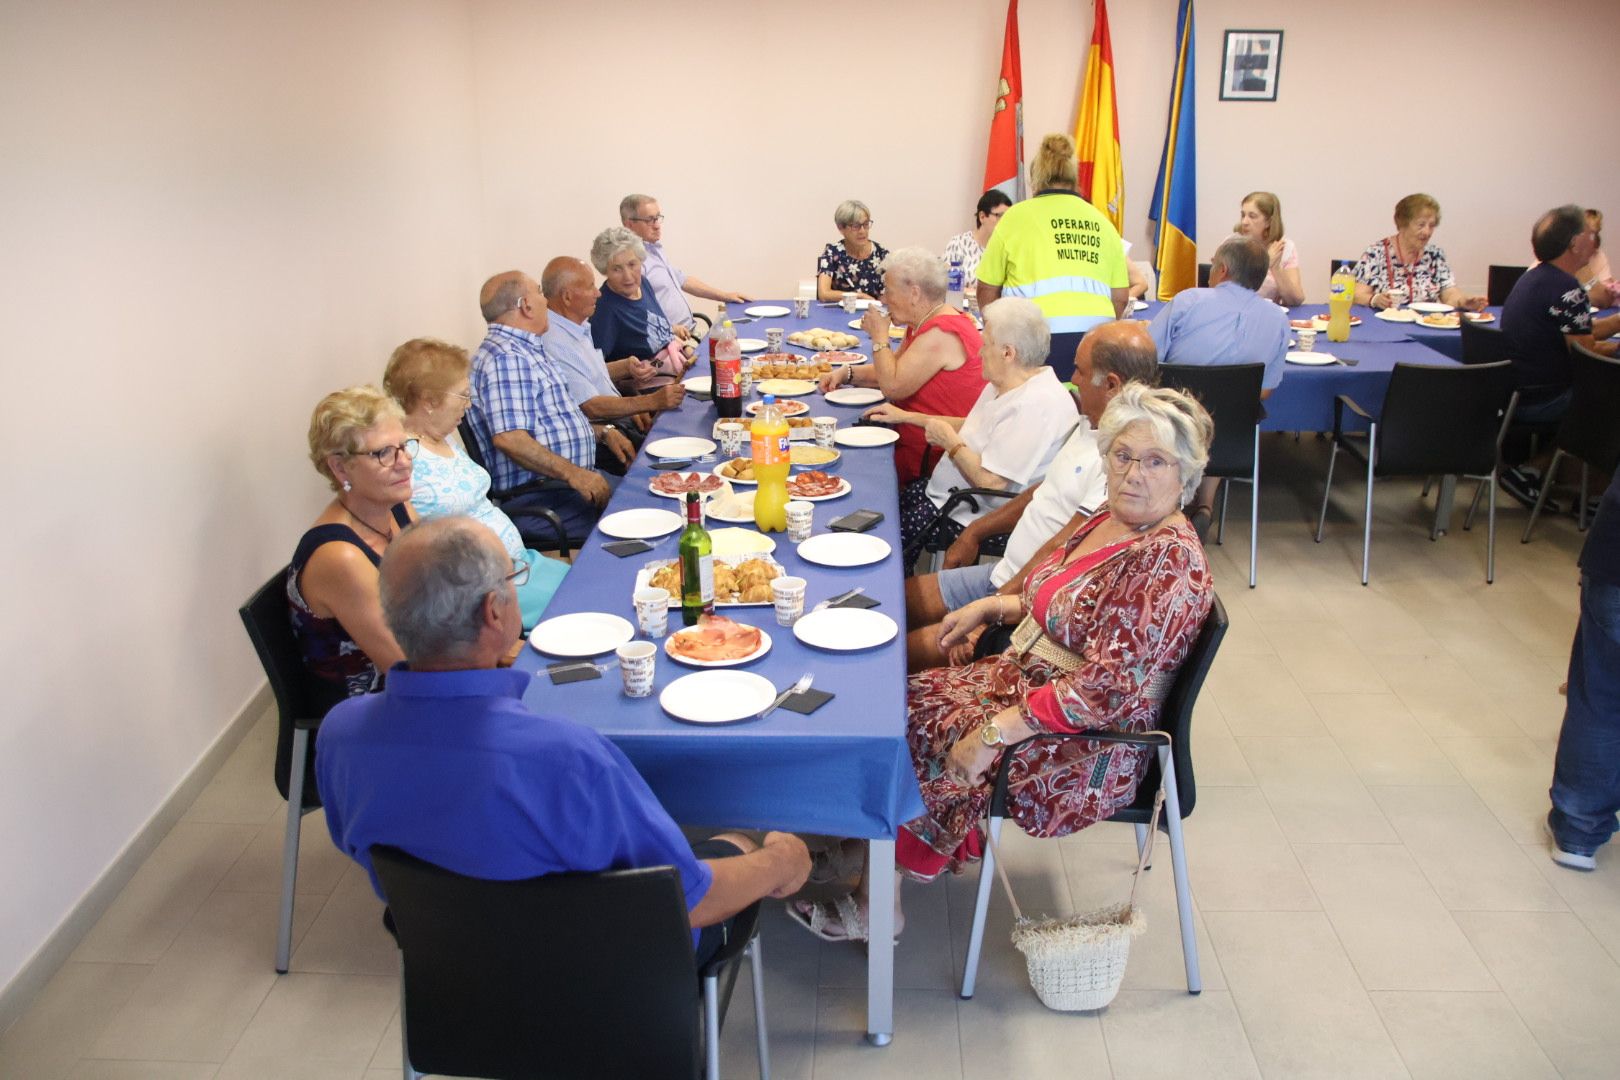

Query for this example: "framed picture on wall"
[1220,29,1283,102]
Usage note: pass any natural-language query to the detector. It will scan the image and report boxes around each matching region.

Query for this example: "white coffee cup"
[765,327,783,350]
[841,293,859,314]
[785,501,814,543]
[812,415,837,447]
[717,422,745,457]
[1296,327,1318,352]
[793,297,810,318]
[771,575,807,625]
[616,641,657,698]
[632,587,670,638]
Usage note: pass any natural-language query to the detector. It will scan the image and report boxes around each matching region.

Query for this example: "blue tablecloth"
[516,301,926,839]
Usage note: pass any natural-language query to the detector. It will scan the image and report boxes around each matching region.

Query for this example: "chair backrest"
[239,570,328,804]
[458,417,490,471]
[1488,264,1527,306]
[372,847,703,1080]
[1376,361,1511,478]
[1141,591,1227,821]
[1558,344,1620,475]
[1196,262,1211,289]
[1459,318,1514,367]
[1158,363,1265,478]
[1330,258,1358,279]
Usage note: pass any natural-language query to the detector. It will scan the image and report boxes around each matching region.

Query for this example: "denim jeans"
[1549,575,1620,854]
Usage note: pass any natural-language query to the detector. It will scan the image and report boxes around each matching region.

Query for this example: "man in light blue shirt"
[621,194,751,330]
[1147,235,1290,394]
[539,256,684,433]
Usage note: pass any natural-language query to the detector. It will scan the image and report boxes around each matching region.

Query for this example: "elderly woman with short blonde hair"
[816,199,890,302]
[589,226,692,386]
[789,383,1215,943]
[383,338,567,628]
[819,246,988,485]
[291,385,418,711]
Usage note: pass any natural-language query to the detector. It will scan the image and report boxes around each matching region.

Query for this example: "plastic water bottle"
[947,257,964,310]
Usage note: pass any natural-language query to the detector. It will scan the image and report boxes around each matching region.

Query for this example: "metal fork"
[813,587,865,612]
[759,673,814,719]
[544,658,620,678]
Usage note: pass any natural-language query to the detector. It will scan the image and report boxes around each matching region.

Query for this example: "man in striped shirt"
[465,271,629,541]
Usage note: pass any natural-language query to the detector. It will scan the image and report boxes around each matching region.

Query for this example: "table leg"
[1432,475,1458,538]
[865,838,895,1046]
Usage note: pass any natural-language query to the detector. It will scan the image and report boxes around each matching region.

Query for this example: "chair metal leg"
[1249,429,1260,589]
[1157,746,1201,994]
[1463,479,1485,531]
[704,971,721,1080]
[959,816,1003,999]
[1360,427,1377,586]
[276,727,309,974]
[1133,822,1149,863]
[1521,449,1565,543]
[1216,479,1229,545]
[1315,441,1340,543]
[1421,476,1433,497]
[1486,469,1497,585]
[749,938,769,1080]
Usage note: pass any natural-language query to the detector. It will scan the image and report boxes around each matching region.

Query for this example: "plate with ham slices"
[786,470,851,501]
[648,472,729,498]
[664,615,773,667]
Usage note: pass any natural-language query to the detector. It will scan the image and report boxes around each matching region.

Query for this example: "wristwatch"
[979,721,1008,748]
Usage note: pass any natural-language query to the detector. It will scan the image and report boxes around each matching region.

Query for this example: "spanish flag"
[1148,0,1197,299]
[982,0,1025,202]
[1075,0,1123,232]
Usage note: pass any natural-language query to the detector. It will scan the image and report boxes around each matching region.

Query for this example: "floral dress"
[1352,236,1456,302]
[898,513,1212,881]
[817,240,890,298]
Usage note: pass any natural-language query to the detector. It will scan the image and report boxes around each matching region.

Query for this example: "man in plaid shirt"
[466,270,632,541]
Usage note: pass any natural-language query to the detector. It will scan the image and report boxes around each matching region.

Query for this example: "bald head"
[479,271,532,324]
[1073,321,1159,424]
[379,516,515,667]
[539,256,600,323]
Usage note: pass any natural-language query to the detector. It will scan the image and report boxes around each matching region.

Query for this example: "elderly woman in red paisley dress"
[789,383,1215,942]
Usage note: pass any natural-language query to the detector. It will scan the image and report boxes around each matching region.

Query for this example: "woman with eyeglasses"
[817,200,889,302]
[944,190,1013,297]
[383,338,568,629]
[289,386,418,713]
[788,384,1214,943]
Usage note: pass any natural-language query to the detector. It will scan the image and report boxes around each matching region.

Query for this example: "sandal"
[807,841,864,886]
[786,896,871,943]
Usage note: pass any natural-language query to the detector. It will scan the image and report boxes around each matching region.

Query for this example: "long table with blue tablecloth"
[515,301,923,1045]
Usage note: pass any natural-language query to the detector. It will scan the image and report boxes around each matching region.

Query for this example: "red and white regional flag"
[982,0,1025,202]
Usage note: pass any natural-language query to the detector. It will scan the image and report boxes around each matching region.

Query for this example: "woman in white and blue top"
[384,338,568,628]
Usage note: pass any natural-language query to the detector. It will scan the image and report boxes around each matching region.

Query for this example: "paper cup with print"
[841,293,859,314]
[812,415,838,448]
[633,587,670,638]
[717,422,746,458]
[765,327,784,350]
[794,297,811,318]
[771,575,808,626]
[616,641,658,698]
[785,502,814,543]
[1296,327,1317,352]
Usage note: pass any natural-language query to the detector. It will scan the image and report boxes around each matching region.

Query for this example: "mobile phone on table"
[829,509,884,533]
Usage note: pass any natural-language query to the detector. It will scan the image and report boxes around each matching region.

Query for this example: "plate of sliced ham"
[648,472,729,498]
[664,615,772,667]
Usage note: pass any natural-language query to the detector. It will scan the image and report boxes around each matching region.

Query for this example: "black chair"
[1522,344,1620,541]
[1488,264,1528,306]
[1161,363,1266,587]
[960,593,1229,1000]
[1315,362,1512,584]
[458,418,578,558]
[1330,258,1358,278]
[371,849,768,1080]
[239,570,335,974]
[1196,262,1210,289]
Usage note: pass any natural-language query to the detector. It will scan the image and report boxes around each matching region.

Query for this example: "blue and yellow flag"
[1148,0,1196,300]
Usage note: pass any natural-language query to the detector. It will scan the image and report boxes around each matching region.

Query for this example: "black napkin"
[648,459,695,471]
[831,593,880,610]
[547,662,602,685]
[779,689,833,714]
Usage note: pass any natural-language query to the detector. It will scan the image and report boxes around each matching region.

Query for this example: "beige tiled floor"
[3,434,1616,1079]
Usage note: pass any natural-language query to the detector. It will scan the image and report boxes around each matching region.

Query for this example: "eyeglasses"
[348,439,420,467]
[504,556,531,588]
[1107,447,1177,478]
[844,220,872,230]
[631,214,665,224]
[444,388,473,404]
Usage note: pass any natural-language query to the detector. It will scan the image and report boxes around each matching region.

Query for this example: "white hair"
[880,247,947,302]
[833,199,871,228]
[590,226,647,274]
[1096,383,1214,503]
[982,297,1051,369]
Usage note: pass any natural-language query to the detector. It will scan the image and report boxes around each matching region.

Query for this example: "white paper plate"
[710,527,776,557]
[825,387,885,406]
[789,445,841,468]
[647,473,730,499]
[793,608,898,652]
[664,625,772,668]
[645,436,717,459]
[683,375,713,392]
[597,508,684,540]
[755,378,816,396]
[746,399,810,416]
[798,532,892,567]
[1416,316,1461,330]
[1374,308,1418,322]
[1285,351,1338,366]
[738,338,769,352]
[834,426,900,448]
[849,318,906,338]
[660,670,778,723]
[705,490,757,523]
[786,476,851,502]
[744,305,791,318]
[1132,299,1149,311]
[1464,312,1496,323]
[528,612,634,657]
[1409,301,1453,314]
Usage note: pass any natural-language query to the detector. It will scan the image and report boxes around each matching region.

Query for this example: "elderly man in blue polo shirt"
[466,270,633,539]
[539,255,686,447]
[620,194,751,330]
[317,516,812,962]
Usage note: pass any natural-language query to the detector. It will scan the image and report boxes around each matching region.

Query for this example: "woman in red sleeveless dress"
[817,247,986,485]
